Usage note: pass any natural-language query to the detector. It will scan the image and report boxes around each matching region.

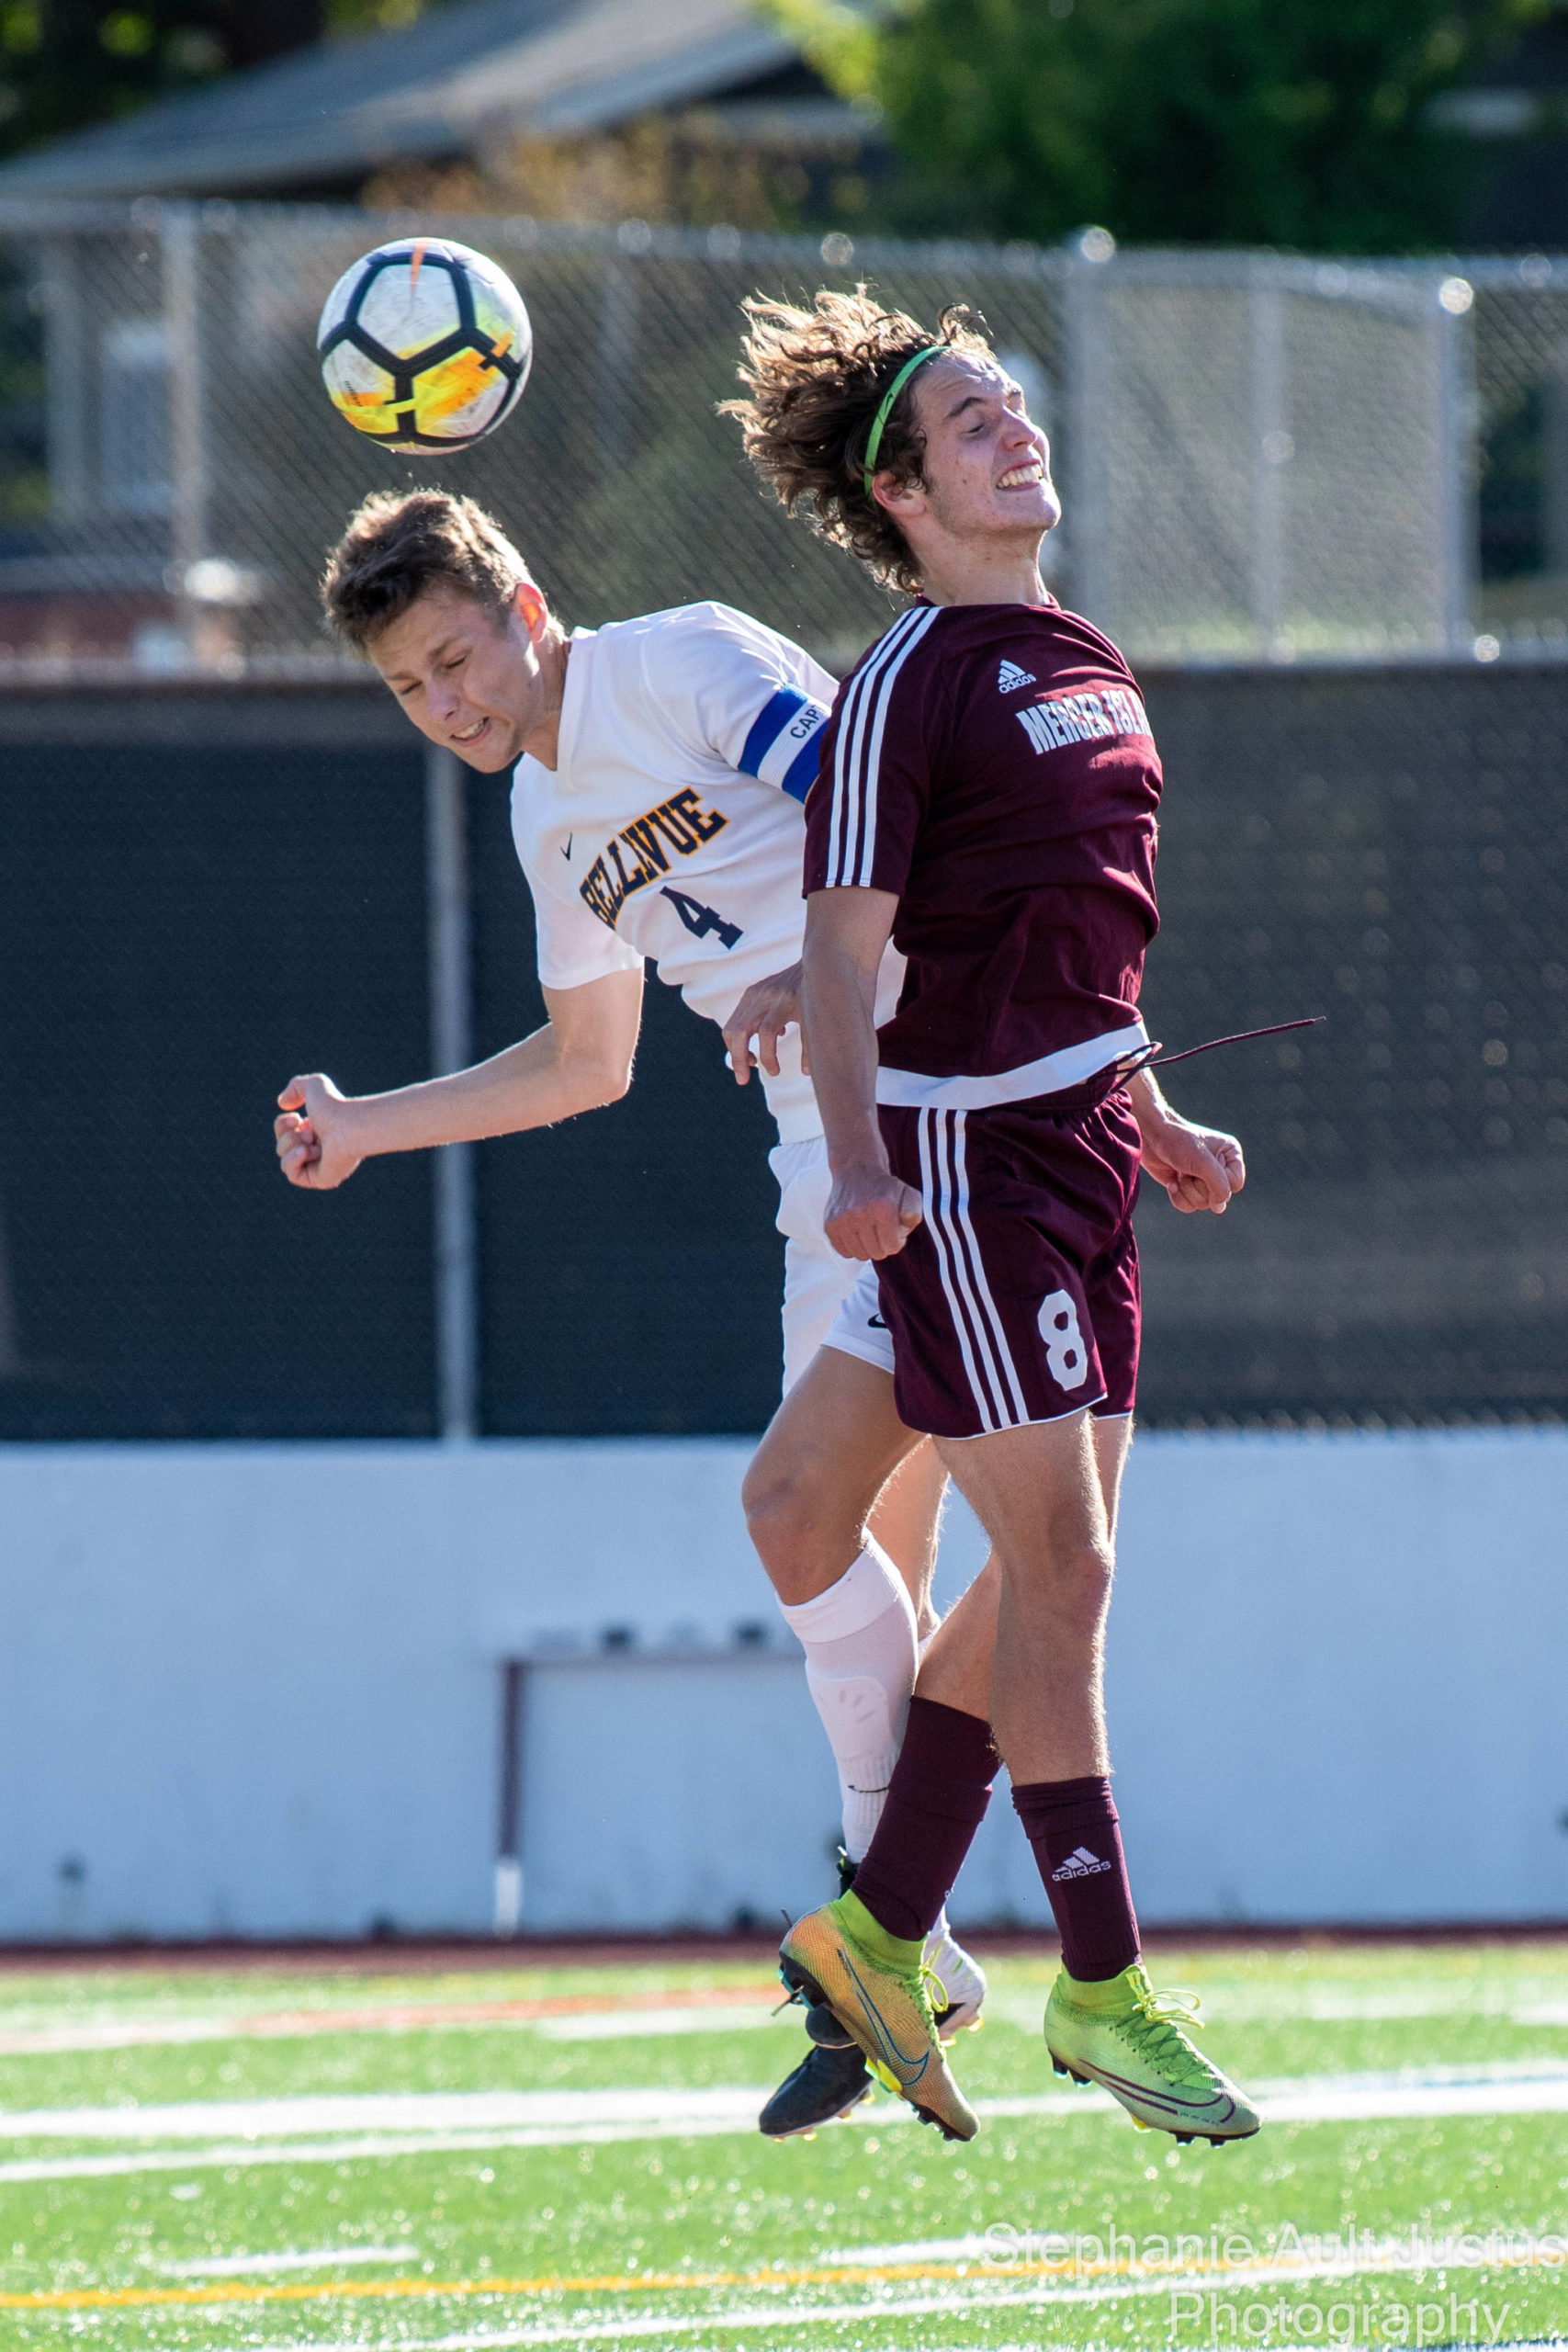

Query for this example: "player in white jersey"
[272,492,985,2123]
[505,594,891,1392]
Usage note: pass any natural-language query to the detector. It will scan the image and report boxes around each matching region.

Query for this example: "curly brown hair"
[722,287,993,596]
[321,490,536,651]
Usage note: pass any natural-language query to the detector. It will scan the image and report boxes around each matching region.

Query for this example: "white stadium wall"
[0,1427,1565,1941]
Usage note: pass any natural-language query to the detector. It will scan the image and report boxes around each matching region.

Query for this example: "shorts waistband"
[874,1021,1147,1112]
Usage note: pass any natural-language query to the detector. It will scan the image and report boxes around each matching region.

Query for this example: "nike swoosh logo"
[868,1314,887,1329]
[1080,2059,1235,2120]
[840,1947,929,2083]
[561,835,573,860]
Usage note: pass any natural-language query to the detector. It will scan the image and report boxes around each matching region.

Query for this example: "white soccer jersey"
[512,601,895,1144]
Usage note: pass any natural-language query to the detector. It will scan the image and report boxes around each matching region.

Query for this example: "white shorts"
[771,1137,897,1395]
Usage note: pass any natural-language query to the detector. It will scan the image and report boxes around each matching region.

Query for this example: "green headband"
[862,344,946,498]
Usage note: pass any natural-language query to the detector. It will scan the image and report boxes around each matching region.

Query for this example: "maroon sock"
[850,1698,998,1942]
[1011,1774,1140,1983]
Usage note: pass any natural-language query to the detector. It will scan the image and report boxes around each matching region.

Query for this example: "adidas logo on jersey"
[1051,1845,1113,1881]
[998,659,1036,693]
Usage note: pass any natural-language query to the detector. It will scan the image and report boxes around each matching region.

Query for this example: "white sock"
[778,1539,919,1864]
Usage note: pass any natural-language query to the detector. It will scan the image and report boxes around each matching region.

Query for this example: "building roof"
[0,0,804,201]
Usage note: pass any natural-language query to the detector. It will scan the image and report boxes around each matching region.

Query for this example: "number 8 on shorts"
[1038,1289,1089,1390]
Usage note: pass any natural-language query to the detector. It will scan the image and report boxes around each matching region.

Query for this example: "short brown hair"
[723,288,992,596]
[321,490,535,650]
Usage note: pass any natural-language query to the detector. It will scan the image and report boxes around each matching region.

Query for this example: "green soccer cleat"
[779,1891,979,2143]
[833,1849,987,2045]
[1043,1962,1261,2144]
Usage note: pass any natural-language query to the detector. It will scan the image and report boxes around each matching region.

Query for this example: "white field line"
[533,2007,782,2041]
[0,2086,769,2140]
[130,2243,1560,2352]
[0,2007,789,2058]
[160,2245,420,2278]
[179,2286,1164,2352]
[0,2018,240,2056]
[5,1986,1567,2055]
[3,2062,1568,2185]
[983,1986,1568,2030]
[819,2234,1025,2265]
[15,2059,1568,2146]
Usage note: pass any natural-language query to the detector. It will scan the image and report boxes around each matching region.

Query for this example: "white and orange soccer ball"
[316,238,532,455]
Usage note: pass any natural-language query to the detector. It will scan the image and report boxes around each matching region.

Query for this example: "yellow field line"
[0,2248,1557,2316]
[0,2261,1100,2312]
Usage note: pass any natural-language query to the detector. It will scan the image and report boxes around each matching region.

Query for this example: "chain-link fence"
[1,202,1565,1438]
[3,199,1547,671]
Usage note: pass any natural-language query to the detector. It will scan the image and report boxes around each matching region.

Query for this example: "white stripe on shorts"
[917,1108,1031,1432]
[917,1107,999,1430]
[948,1111,1030,1423]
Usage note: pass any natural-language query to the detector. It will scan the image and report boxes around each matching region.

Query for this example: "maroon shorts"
[874,1082,1142,1441]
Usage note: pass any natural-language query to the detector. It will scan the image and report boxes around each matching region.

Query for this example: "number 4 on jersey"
[660,887,742,949]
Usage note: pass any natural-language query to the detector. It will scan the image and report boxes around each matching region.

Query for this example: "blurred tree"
[773,0,1549,251]
[0,0,452,163]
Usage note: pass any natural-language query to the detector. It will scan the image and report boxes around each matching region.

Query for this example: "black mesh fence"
[464,767,785,1438]
[1,666,1563,1441]
[0,690,436,1440]
[1135,662,1568,1424]
[0,682,788,1441]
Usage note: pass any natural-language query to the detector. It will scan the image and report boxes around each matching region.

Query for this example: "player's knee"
[1059,1535,1114,1623]
[742,1458,852,1601]
[1006,1530,1111,1621]
[741,1459,817,1575]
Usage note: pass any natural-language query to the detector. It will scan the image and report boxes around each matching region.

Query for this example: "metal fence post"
[0,1204,20,1378]
[1435,275,1477,655]
[596,256,639,486]
[162,204,208,652]
[494,1659,525,1936]
[1250,273,1287,656]
[39,238,89,526]
[1063,230,1114,626]
[426,745,479,1442]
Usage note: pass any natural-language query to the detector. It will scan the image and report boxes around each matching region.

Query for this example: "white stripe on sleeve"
[853,605,940,887]
[829,609,924,887]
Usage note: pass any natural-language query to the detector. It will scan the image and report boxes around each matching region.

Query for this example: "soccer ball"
[317,238,532,455]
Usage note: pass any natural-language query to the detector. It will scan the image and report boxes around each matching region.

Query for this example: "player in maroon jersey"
[728,289,1260,2145]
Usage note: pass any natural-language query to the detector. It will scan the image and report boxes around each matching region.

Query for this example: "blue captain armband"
[739,686,829,803]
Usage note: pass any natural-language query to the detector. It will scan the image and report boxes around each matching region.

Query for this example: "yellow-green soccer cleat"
[1043,1962,1261,2144]
[778,1891,979,2143]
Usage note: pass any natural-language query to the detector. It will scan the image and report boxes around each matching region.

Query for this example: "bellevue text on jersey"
[579,786,728,930]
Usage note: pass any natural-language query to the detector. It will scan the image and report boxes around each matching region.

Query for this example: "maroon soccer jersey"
[803,602,1161,1103]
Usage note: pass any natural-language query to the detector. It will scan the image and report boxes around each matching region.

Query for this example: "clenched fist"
[275,1074,365,1192]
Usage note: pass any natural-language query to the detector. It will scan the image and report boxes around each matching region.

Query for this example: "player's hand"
[823,1160,923,1261]
[721,963,807,1085]
[275,1074,365,1192]
[1138,1114,1245,1214]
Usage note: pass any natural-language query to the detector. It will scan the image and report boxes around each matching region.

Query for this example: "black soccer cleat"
[759,2038,874,2138]
[805,1998,858,2049]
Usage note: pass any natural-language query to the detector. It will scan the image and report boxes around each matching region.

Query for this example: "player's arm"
[274,965,645,1193]
[799,888,921,1261]
[1126,1066,1245,1215]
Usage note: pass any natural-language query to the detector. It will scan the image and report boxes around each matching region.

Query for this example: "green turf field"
[0,1939,1565,2349]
